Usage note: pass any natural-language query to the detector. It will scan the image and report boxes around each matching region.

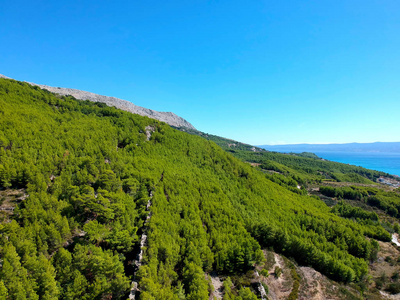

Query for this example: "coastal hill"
[1,76,400,299]
[0,74,195,130]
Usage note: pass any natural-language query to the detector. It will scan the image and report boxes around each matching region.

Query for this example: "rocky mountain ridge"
[0,74,196,129]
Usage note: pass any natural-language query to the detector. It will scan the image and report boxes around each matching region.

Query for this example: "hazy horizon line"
[259,141,400,146]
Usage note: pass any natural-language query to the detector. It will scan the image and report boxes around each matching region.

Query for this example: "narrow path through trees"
[129,191,153,300]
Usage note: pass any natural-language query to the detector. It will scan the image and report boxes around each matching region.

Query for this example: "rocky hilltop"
[0,74,196,129]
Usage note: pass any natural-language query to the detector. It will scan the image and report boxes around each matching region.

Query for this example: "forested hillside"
[0,78,399,299]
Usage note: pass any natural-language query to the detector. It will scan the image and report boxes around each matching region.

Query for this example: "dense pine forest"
[1,78,400,299]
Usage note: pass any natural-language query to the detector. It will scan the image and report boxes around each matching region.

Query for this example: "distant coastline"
[260,142,400,176]
[259,142,400,177]
[259,141,400,153]
[310,151,400,177]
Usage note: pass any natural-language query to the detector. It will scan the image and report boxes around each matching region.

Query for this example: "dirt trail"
[263,253,292,300]
[129,191,153,300]
[298,267,325,300]
[209,274,224,300]
[380,291,400,300]
[254,270,267,300]
[0,188,28,217]
[392,233,400,247]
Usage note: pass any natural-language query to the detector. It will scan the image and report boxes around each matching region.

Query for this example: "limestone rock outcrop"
[0,74,196,129]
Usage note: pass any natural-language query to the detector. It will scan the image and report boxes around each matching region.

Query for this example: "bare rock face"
[0,74,196,129]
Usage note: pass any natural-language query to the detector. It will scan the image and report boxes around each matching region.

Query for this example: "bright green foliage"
[260,268,269,277]
[0,280,8,298]
[214,147,389,186]
[287,262,300,300]
[222,281,258,300]
[321,185,400,219]
[182,262,209,300]
[0,243,39,299]
[332,202,378,222]
[237,287,258,300]
[72,244,130,298]
[222,277,235,300]
[0,78,395,298]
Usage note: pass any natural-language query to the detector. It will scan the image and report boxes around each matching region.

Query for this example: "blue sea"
[309,151,400,177]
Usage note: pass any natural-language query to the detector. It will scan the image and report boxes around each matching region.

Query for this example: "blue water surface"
[310,151,400,177]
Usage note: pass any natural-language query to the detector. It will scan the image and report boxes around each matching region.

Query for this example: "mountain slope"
[179,127,393,183]
[0,78,397,299]
[0,74,195,129]
[174,126,266,152]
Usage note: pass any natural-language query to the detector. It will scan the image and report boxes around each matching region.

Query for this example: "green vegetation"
[179,128,392,187]
[321,185,400,218]
[290,152,320,159]
[221,277,257,300]
[274,266,282,278]
[287,262,300,300]
[172,127,265,152]
[230,149,388,185]
[0,78,399,299]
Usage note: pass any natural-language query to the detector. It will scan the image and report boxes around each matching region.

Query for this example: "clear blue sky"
[1,0,399,145]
